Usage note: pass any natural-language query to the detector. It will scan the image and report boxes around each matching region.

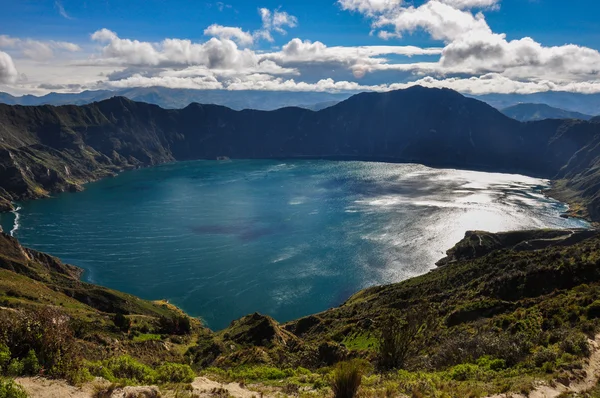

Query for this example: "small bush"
[6,361,23,377]
[66,366,93,386]
[104,356,156,384]
[155,363,195,383]
[448,363,479,381]
[22,350,40,376]
[476,356,506,371]
[533,348,557,368]
[159,316,191,335]
[0,378,28,398]
[331,360,364,398]
[560,333,590,357]
[378,310,429,370]
[0,345,10,371]
[587,300,600,319]
[113,313,131,333]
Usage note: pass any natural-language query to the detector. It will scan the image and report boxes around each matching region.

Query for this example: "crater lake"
[0,160,589,329]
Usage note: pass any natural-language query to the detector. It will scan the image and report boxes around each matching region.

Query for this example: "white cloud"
[254,8,298,41]
[203,7,298,45]
[0,51,18,84]
[4,0,600,97]
[204,25,255,46]
[0,35,81,61]
[89,30,299,76]
[338,0,403,16]
[263,38,442,78]
[372,1,491,41]
[215,2,232,12]
[54,0,73,19]
[340,0,600,87]
[437,0,499,9]
[272,10,298,34]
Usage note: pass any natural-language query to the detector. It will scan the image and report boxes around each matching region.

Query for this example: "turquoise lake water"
[0,160,589,329]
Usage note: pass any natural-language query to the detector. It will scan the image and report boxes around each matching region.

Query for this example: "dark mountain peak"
[96,95,135,106]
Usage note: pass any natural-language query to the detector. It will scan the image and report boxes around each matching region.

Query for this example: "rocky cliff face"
[1,86,599,218]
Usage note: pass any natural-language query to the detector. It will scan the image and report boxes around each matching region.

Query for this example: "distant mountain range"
[1,86,600,221]
[472,92,600,116]
[3,87,600,117]
[501,103,594,121]
[0,87,351,111]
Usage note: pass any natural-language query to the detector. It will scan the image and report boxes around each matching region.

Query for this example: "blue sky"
[0,0,599,95]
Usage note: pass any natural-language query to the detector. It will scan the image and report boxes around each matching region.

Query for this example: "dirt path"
[191,376,273,398]
[16,376,276,398]
[15,377,99,398]
[487,334,600,398]
[16,334,600,398]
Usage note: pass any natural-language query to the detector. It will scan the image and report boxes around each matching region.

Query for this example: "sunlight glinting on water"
[0,160,588,329]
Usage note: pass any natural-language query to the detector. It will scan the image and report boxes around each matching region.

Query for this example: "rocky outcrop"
[223,312,299,348]
[436,229,599,266]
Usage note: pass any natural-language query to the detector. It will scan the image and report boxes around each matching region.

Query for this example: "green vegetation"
[4,227,600,396]
[85,356,195,386]
[331,360,364,398]
[0,379,27,398]
[377,310,430,370]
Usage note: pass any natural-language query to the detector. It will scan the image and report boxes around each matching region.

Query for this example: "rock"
[224,312,299,348]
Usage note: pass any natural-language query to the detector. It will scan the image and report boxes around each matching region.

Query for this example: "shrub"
[0,345,10,371]
[476,356,506,371]
[159,316,191,335]
[330,360,364,398]
[0,379,28,398]
[0,307,80,378]
[113,313,131,333]
[377,310,430,370]
[449,363,479,381]
[6,361,23,377]
[104,356,156,384]
[560,333,590,357]
[22,350,40,376]
[155,363,195,383]
[587,300,600,319]
[533,348,557,368]
[66,366,93,386]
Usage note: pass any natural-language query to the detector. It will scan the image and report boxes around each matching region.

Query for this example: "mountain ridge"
[0,86,599,221]
[0,87,352,111]
[501,103,594,121]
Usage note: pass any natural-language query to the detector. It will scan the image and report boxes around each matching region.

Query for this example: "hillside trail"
[487,334,600,398]
[16,376,280,398]
[16,333,600,398]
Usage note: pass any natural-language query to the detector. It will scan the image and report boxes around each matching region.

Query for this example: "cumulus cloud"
[263,38,442,78]
[338,0,403,16]
[437,0,499,9]
[204,25,255,46]
[271,10,298,34]
[89,29,299,76]
[256,8,298,42]
[0,35,81,61]
[341,0,600,86]
[203,7,298,45]
[4,0,600,97]
[0,51,18,84]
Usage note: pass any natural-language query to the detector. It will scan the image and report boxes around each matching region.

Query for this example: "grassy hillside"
[5,227,600,396]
